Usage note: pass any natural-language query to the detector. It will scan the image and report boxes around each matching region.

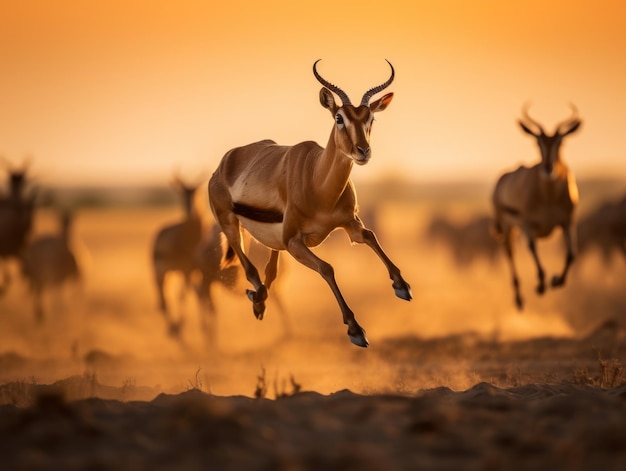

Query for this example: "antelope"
[21,210,80,322]
[577,194,626,266]
[0,160,36,295]
[152,177,203,336]
[194,222,291,346]
[192,222,240,343]
[425,214,500,268]
[492,104,582,309]
[208,60,412,347]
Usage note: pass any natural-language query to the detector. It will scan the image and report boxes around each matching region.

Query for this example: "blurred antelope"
[577,194,626,266]
[152,177,203,336]
[425,214,500,268]
[492,104,581,309]
[21,210,80,322]
[208,60,412,347]
[193,222,291,346]
[193,223,239,343]
[0,159,36,295]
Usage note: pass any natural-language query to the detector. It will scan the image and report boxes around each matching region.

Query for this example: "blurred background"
[0,1,624,395]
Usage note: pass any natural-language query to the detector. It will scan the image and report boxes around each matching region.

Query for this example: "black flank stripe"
[501,205,520,216]
[232,202,283,223]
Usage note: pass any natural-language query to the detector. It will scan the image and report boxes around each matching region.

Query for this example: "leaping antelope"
[492,104,582,309]
[208,60,412,347]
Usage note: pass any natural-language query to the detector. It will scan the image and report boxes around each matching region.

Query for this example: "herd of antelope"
[1,61,625,347]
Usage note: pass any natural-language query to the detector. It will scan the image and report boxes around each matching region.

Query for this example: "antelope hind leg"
[246,285,268,320]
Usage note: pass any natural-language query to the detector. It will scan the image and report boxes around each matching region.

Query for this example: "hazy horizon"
[1,1,626,188]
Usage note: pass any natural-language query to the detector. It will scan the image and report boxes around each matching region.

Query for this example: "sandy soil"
[1,202,625,470]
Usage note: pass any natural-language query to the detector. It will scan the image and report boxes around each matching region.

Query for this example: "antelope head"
[519,104,582,177]
[171,174,198,217]
[313,60,394,165]
[1,156,32,198]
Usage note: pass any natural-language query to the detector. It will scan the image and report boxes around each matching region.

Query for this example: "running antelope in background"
[193,223,291,346]
[0,158,36,295]
[492,104,582,309]
[152,176,203,336]
[21,210,81,322]
[192,222,240,344]
[425,213,500,268]
[577,194,626,266]
[208,60,412,347]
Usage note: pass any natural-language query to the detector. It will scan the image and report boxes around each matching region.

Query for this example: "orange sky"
[1,1,625,187]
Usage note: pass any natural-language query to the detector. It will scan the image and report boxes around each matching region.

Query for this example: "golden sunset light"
[2,3,626,467]
[1,0,625,186]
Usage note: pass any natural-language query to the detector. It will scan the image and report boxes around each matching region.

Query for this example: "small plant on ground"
[254,366,267,399]
[572,356,626,388]
[186,367,205,392]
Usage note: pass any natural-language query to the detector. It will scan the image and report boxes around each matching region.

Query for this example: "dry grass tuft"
[573,356,626,388]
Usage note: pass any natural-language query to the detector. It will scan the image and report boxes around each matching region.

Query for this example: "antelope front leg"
[287,237,368,347]
[552,223,576,288]
[502,229,524,310]
[526,237,546,295]
[345,221,412,301]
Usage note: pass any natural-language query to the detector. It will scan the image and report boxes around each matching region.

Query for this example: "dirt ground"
[1,195,625,470]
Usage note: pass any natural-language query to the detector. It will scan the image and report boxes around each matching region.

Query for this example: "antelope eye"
[335,114,344,125]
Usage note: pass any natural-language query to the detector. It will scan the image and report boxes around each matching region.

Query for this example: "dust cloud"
[1,186,624,399]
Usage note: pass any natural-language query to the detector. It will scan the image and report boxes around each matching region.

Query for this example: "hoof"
[515,295,524,311]
[252,302,265,320]
[168,320,184,338]
[247,286,268,320]
[348,326,369,348]
[551,275,565,288]
[393,281,413,301]
[246,285,268,303]
[536,283,546,295]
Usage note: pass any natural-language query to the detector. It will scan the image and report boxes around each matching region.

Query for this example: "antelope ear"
[319,88,337,113]
[561,120,582,136]
[519,121,538,136]
[370,93,393,113]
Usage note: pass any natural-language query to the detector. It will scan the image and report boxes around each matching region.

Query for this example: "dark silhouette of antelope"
[492,104,581,309]
[578,194,626,266]
[21,210,80,322]
[152,177,203,336]
[0,160,36,295]
[425,213,500,268]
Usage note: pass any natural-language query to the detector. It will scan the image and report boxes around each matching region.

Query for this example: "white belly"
[238,217,285,250]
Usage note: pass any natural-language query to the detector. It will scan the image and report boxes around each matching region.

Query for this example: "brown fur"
[492,105,581,309]
[208,62,411,347]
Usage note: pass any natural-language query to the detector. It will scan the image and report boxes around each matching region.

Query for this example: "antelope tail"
[218,231,239,269]
[490,218,506,243]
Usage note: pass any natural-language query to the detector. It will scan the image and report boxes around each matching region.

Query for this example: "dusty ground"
[1,195,625,470]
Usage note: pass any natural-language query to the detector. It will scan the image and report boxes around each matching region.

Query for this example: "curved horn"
[360,60,395,107]
[521,102,546,135]
[313,60,352,106]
